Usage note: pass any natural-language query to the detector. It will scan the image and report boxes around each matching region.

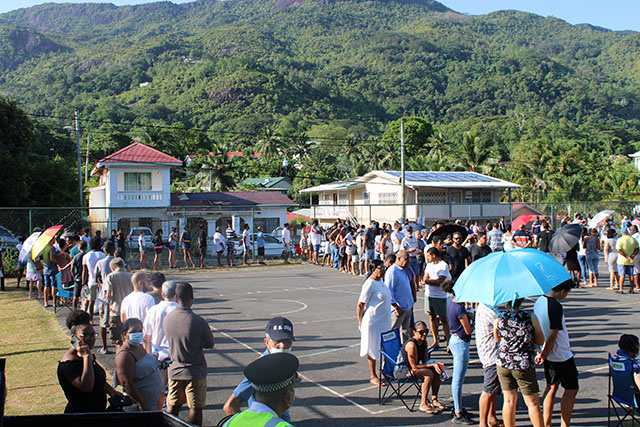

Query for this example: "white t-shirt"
[82,250,106,287]
[120,291,156,322]
[143,300,178,359]
[81,235,91,246]
[242,229,251,248]
[424,260,450,299]
[391,230,405,253]
[310,226,322,246]
[138,234,145,251]
[533,295,573,362]
[401,235,419,257]
[282,228,291,246]
[213,232,226,252]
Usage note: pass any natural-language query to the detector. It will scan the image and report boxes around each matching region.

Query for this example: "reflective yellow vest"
[223,410,293,427]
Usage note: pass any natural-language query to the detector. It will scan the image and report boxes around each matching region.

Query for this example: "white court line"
[342,384,377,397]
[234,298,309,316]
[297,343,359,358]
[210,326,402,415]
[582,365,608,374]
[298,316,357,325]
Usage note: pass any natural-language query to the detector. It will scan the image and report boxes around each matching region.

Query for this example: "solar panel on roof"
[384,171,500,183]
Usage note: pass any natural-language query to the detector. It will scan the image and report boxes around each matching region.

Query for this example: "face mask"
[128,332,144,346]
[270,347,293,354]
[284,388,296,410]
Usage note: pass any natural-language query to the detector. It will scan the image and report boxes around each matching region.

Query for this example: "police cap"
[244,353,299,393]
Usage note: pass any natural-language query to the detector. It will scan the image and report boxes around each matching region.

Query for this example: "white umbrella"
[588,210,614,230]
[18,231,41,263]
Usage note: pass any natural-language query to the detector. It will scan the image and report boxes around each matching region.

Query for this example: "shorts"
[155,247,163,254]
[257,247,265,257]
[108,316,124,345]
[43,271,57,288]
[167,377,207,409]
[74,281,83,298]
[227,242,235,254]
[168,245,176,251]
[139,247,146,254]
[183,243,191,251]
[283,245,290,254]
[425,297,447,317]
[363,248,375,261]
[87,284,98,302]
[483,364,502,395]
[217,250,224,256]
[313,244,320,252]
[300,240,308,250]
[497,366,539,396]
[199,246,207,255]
[26,271,42,282]
[99,303,110,328]
[352,254,360,263]
[617,264,635,276]
[543,357,579,390]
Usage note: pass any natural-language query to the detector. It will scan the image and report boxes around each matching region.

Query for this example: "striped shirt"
[487,229,504,251]
[475,304,498,367]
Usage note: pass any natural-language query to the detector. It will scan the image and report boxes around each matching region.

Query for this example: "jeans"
[43,269,58,289]
[449,334,470,414]
[577,254,587,280]
[331,246,340,269]
[585,253,599,275]
[409,257,420,276]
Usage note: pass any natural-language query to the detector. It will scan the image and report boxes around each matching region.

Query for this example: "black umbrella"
[549,223,583,254]
[426,224,467,244]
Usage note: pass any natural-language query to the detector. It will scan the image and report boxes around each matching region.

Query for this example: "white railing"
[116,191,163,202]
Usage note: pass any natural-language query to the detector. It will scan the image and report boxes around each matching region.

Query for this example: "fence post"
[551,204,555,230]
[28,209,32,233]
[252,207,256,261]
[313,205,316,220]
[369,204,372,224]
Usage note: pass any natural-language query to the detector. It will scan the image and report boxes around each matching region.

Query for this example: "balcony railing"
[116,191,163,202]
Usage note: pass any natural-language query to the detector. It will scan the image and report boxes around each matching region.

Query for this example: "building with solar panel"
[300,170,521,225]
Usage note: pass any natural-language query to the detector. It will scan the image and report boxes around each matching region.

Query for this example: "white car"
[127,227,154,250]
[233,233,285,258]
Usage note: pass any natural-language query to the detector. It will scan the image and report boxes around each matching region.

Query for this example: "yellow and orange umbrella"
[31,225,64,260]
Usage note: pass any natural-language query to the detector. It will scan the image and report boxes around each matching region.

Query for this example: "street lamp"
[63,109,83,207]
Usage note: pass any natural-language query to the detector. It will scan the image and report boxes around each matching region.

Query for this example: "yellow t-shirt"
[616,235,638,265]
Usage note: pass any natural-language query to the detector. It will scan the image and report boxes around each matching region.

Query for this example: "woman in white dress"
[357,259,392,385]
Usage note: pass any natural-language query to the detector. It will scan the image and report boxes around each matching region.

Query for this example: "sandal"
[431,398,447,411]
[418,404,439,414]
[369,377,384,386]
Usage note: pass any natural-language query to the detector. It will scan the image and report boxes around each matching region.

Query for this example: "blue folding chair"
[608,353,640,426]
[378,328,421,411]
[54,272,75,313]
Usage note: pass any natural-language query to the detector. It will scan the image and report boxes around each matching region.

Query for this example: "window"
[417,191,447,204]
[320,193,333,205]
[338,192,347,205]
[253,218,280,234]
[378,192,397,204]
[471,190,492,203]
[363,191,370,205]
[124,172,151,192]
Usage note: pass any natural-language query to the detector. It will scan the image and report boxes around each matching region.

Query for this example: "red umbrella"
[511,214,533,231]
[31,225,63,260]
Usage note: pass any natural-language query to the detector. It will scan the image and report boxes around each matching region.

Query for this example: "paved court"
[130,263,638,427]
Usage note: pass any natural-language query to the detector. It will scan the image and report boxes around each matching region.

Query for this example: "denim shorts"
[618,264,635,276]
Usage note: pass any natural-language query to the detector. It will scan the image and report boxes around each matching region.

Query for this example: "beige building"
[300,170,520,225]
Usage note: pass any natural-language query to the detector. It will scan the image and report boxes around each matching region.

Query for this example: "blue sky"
[0,0,638,32]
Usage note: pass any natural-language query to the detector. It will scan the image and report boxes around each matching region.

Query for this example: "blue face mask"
[128,332,144,346]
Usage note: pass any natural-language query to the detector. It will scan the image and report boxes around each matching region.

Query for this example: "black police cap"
[244,353,299,393]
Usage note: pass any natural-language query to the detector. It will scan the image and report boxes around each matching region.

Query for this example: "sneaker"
[301,261,308,264]
[451,414,474,425]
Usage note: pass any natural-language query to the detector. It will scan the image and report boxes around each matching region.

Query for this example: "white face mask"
[270,347,293,354]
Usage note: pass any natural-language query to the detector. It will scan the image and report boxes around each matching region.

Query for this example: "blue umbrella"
[453,248,572,306]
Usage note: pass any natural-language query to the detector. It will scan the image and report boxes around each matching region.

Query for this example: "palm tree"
[456,131,491,172]
[191,143,235,192]
[255,127,282,164]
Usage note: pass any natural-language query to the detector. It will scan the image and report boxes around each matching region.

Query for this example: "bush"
[2,248,19,277]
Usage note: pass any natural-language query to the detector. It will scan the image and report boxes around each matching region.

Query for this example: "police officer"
[223,317,295,421]
[222,353,299,427]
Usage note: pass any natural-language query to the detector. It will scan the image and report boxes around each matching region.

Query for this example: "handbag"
[34,260,44,270]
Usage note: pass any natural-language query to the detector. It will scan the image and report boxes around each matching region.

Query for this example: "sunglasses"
[416,329,428,336]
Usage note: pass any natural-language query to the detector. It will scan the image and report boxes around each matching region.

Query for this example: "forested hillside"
[1,0,640,206]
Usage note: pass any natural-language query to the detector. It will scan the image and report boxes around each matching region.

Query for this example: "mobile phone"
[71,336,80,347]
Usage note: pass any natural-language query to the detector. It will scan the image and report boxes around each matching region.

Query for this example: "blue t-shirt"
[384,264,414,311]
[256,231,265,248]
[448,300,471,342]
[233,349,291,422]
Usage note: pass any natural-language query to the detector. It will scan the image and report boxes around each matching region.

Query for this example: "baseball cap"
[266,316,295,341]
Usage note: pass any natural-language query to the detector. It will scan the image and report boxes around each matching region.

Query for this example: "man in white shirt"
[143,280,178,408]
[421,247,451,352]
[121,271,155,323]
[213,227,226,267]
[281,223,291,264]
[391,223,405,254]
[401,226,420,278]
[82,237,106,319]
[309,220,323,265]
[138,230,148,270]
[242,224,251,266]
[95,240,116,354]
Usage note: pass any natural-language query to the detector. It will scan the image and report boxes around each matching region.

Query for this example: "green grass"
[0,281,70,415]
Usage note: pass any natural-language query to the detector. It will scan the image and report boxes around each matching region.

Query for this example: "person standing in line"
[603,229,619,290]
[242,223,251,266]
[583,228,601,287]
[95,241,116,354]
[469,232,492,263]
[384,251,414,344]
[362,221,377,273]
[534,280,579,427]
[223,317,296,421]
[104,257,133,352]
[475,303,502,427]
[225,221,237,267]
[513,224,532,249]
[356,259,391,386]
[300,222,309,265]
[631,225,640,292]
[148,272,165,305]
[447,232,470,284]
[197,224,207,269]
[116,229,127,262]
[422,247,451,352]
[82,237,106,319]
[401,226,420,277]
[70,241,88,310]
[120,272,155,323]
[443,281,475,425]
[213,226,226,267]
[167,227,178,269]
[180,226,196,268]
[164,282,214,426]
[390,222,405,254]
[536,222,554,253]
[486,224,504,252]
[309,220,322,265]
[256,226,266,265]
[616,228,638,293]
[502,225,515,251]
[138,230,148,270]
[41,238,59,308]
[281,223,291,264]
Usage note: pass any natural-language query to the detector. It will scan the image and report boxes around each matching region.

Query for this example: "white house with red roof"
[88,142,295,251]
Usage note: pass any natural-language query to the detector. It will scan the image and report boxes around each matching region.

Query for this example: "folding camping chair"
[378,328,421,411]
[608,353,640,426]
[53,271,74,313]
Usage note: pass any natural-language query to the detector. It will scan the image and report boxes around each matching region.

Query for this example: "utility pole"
[400,118,406,223]
[75,110,83,208]
[85,134,90,183]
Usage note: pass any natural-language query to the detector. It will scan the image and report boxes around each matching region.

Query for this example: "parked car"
[232,233,285,258]
[127,227,154,250]
[0,226,19,252]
